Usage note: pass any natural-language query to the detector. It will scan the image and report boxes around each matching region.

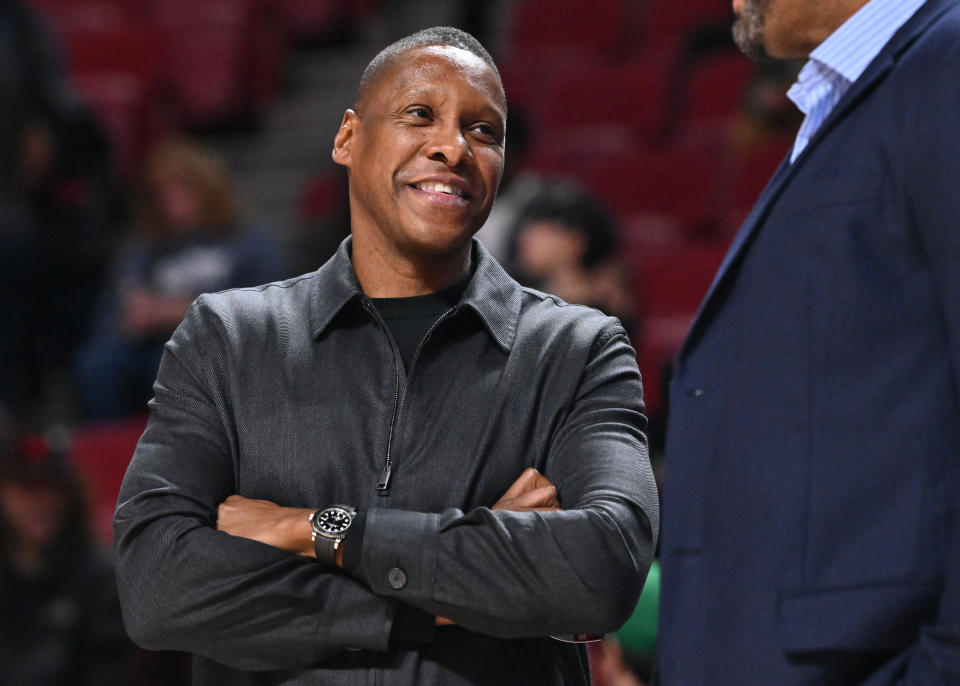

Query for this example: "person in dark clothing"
[0,426,130,686]
[114,27,658,685]
[0,0,121,422]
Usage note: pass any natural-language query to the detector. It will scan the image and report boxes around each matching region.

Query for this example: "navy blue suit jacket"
[659,1,960,684]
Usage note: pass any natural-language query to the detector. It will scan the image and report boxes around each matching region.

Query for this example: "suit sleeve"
[113,298,399,670]
[894,30,960,686]
[349,321,660,638]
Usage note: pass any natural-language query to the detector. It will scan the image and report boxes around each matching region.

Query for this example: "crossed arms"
[215,466,562,626]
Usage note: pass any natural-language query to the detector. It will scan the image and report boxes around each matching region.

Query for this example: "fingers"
[493,484,561,512]
[498,467,542,501]
[493,468,563,511]
[216,495,242,531]
[512,483,559,510]
[500,467,556,500]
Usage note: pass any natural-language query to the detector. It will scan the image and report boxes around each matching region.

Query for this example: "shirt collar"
[807,0,928,84]
[309,236,521,352]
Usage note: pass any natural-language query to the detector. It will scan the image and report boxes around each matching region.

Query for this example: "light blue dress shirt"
[787,0,928,162]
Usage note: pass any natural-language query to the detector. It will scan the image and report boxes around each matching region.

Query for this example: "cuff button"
[387,567,407,590]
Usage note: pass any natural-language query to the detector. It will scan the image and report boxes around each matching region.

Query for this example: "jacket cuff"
[342,510,366,572]
[359,509,440,602]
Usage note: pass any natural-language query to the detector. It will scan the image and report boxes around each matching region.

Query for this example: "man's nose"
[426,123,470,167]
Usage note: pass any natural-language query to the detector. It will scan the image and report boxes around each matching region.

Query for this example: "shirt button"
[387,567,407,590]
[687,387,706,398]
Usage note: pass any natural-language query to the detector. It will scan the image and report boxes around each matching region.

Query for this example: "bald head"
[355,26,504,111]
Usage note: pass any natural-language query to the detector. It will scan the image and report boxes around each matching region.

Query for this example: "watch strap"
[313,529,339,566]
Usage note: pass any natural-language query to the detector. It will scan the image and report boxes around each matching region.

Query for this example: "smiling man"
[113,27,658,686]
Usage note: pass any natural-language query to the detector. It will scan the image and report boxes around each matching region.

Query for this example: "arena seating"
[28,0,367,167]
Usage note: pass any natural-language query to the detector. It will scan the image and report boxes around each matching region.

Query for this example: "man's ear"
[332,110,359,168]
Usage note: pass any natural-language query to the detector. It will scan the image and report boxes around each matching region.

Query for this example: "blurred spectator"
[0,425,131,686]
[0,0,122,422]
[0,0,74,203]
[592,637,647,686]
[75,137,288,420]
[505,183,638,333]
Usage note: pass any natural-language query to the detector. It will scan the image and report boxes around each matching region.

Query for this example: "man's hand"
[216,495,315,557]
[492,467,561,512]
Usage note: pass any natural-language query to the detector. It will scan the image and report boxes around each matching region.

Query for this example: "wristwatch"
[309,504,356,566]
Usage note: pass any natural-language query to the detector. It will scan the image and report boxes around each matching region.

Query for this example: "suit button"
[387,567,407,590]
[687,387,706,398]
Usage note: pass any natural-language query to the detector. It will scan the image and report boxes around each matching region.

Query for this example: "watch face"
[317,508,352,535]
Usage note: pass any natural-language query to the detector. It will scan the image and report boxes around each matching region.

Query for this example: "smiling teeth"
[416,182,465,197]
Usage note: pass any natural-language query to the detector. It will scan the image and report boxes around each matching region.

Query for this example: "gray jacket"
[114,238,659,685]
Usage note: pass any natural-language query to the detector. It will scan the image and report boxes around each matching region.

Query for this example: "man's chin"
[398,229,475,263]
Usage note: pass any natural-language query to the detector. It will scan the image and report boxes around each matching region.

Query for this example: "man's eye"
[408,107,430,118]
[472,124,499,141]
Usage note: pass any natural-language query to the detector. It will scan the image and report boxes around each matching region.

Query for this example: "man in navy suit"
[658,0,960,683]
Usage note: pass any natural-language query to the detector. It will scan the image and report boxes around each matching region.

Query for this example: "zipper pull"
[375,464,392,491]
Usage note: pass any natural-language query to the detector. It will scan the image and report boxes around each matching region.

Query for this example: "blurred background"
[0,1,802,683]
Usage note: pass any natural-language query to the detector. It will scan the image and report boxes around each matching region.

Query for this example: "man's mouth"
[413,181,469,199]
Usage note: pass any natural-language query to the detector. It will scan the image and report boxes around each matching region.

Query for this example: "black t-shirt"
[370,280,465,373]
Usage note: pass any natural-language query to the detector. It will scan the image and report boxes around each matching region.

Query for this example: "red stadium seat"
[684,52,755,124]
[521,54,674,155]
[631,243,727,411]
[31,0,131,35]
[147,0,279,128]
[58,21,164,82]
[61,22,171,175]
[273,0,348,43]
[70,417,147,546]
[580,138,725,238]
[162,27,251,128]
[504,0,635,58]
[641,0,731,52]
[632,244,727,316]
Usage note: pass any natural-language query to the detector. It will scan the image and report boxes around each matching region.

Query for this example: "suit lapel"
[677,0,954,360]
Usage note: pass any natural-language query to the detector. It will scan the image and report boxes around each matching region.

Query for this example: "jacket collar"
[678,0,956,361]
[459,239,522,353]
[309,236,521,352]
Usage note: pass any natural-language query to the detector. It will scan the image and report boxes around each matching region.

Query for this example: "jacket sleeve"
[113,299,398,670]
[349,321,660,639]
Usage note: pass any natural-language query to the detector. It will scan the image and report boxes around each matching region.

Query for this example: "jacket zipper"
[375,305,457,493]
